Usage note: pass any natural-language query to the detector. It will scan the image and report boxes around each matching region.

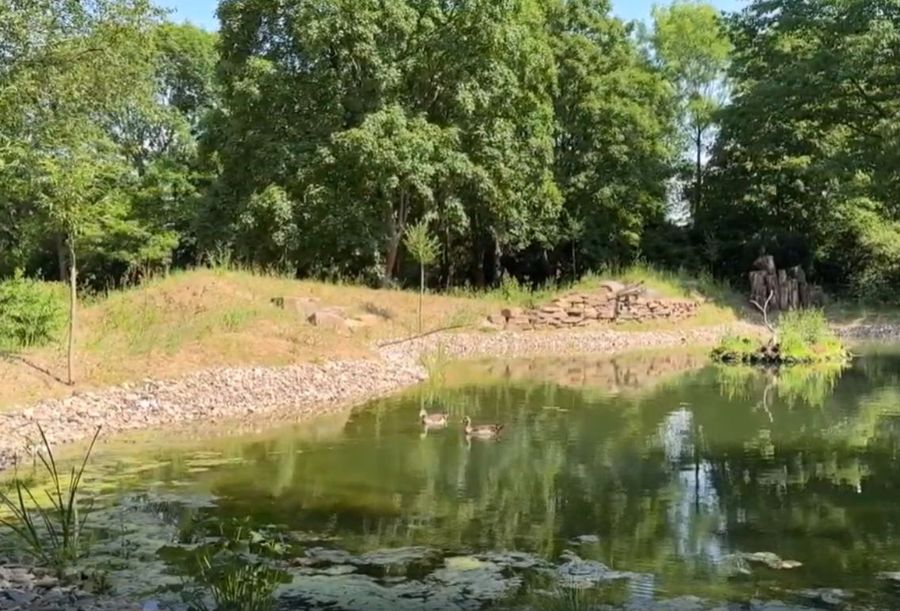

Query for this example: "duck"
[463,416,504,439]
[419,406,449,428]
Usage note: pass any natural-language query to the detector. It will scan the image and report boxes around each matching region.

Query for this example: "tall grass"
[447,263,737,310]
[0,426,100,575]
[713,308,847,364]
[779,309,842,361]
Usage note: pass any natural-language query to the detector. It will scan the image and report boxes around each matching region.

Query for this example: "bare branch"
[750,290,776,334]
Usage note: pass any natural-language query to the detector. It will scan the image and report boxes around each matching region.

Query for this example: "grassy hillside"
[0,266,742,409]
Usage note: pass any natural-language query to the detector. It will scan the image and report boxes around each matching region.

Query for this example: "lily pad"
[358,546,439,569]
[303,547,357,565]
[794,587,852,606]
[444,556,490,571]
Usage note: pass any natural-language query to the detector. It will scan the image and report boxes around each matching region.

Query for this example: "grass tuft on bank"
[712,309,848,365]
[0,265,740,409]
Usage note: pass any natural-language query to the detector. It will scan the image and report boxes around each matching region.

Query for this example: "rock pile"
[487,282,700,331]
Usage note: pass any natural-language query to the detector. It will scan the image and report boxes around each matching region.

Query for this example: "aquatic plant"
[187,554,286,611]
[0,425,100,576]
[181,521,290,611]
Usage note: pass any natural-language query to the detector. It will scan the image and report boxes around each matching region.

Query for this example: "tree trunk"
[694,124,703,216]
[66,234,77,386]
[56,234,67,282]
[384,237,400,286]
[571,241,577,278]
[441,222,451,290]
[383,192,408,288]
[418,263,424,333]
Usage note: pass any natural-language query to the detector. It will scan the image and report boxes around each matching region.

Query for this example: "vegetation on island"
[713,309,849,365]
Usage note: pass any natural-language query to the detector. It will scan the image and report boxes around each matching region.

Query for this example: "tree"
[701,0,900,298]
[550,0,677,272]
[37,142,129,383]
[0,0,160,382]
[411,0,562,286]
[314,106,462,285]
[651,1,731,218]
[404,219,439,332]
[213,0,562,286]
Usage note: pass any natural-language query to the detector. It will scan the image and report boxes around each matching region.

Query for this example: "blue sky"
[158,0,743,31]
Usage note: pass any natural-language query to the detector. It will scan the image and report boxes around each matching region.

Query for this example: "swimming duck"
[463,416,504,438]
[419,406,449,428]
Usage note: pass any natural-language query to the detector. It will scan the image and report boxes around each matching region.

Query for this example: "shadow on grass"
[0,351,67,387]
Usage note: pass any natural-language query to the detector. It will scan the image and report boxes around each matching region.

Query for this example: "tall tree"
[213,0,562,286]
[651,1,731,219]
[702,0,900,298]
[551,0,677,271]
[0,0,160,382]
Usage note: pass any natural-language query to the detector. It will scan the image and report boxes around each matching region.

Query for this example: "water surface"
[10,348,900,610]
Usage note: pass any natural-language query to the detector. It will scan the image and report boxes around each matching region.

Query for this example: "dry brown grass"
[0,269,497,409]
[0,267,740,410]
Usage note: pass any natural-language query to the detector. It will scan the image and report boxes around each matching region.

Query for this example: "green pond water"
[8,347,900,610]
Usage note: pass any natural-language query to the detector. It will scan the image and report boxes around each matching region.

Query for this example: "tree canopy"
[2,0,900,303]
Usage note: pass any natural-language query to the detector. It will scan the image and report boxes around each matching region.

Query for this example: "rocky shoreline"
[0,323,759,473]
[0,565,139,611]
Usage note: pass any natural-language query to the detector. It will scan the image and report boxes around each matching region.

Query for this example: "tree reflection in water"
[75,348,900,608]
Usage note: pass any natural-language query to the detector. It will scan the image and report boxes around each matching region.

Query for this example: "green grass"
[779,309,844,362]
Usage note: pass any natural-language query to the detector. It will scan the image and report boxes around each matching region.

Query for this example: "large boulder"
[308,310,347,330]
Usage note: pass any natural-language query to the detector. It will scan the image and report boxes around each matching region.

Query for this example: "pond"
[8,347,900,610]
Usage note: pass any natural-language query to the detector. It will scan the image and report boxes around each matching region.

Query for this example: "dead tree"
[750,290,778,345]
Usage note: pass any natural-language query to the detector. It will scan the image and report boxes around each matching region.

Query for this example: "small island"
[713,289,849,365]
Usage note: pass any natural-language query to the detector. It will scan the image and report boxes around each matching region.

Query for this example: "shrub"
[0,272,64,350]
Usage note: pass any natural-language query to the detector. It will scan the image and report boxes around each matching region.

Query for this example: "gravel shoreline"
[0,323,760,473]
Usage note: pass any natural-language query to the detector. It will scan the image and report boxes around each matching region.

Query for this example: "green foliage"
[551,0,676,270]
[0,426,100,576]
[778,309,843,363]
[701,0,900,299]
[180,521,290,611]
[5,0,899,304]
[0,272,64,349]
[404,219,439,268]
[405,218,440,330]
[650,1,731,217]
